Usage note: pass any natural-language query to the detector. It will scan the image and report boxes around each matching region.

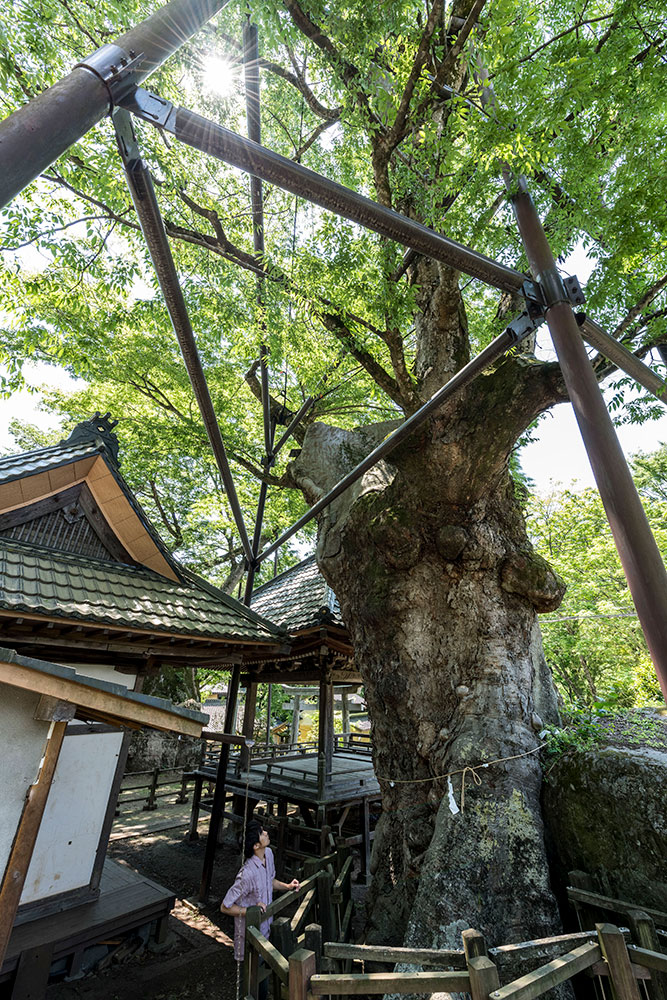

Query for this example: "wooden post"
[176,770,189,803]
[0,717,68,967]
[289,949,316,1000]
[305,923,323,973]
[273,916,296,962]
[317,869,335,944]
[188,773,203,841]
[468,955,501,1000]
[360,797,371,884]
[597,923,642,1000]
[241,682,258,771]
[318,674,334,791]
[244,905,263,998]
[290,695,301,746]
[569,870,603,930]
[277,799,288,873]
[341,692,350,747]
[144,766,159,811]
[462,928,489,960]
[627,910,666,1000]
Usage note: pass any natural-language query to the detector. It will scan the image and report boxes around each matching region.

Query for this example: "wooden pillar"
[317,674,334,797]
[0,699,73,967]
[341,692,350,747]
[289,949,316,1000]
[627,911,666,1000]
[199,663,241,903]
[265,683,272,745]
[359,796,371,884]
[290,694,301,746]
[241,682,258,771]
[597,923,642,1000]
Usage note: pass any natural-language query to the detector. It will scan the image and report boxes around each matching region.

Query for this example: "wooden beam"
[489,941,601,1000]
[0,657,204,736]
[310,971,471,994]
[0,610,275,652]
[0,720,67,967]
[0,629,247,661]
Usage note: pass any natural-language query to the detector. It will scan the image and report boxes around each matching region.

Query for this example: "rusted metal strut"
[0,0,229,208]
[118,87,667,404]
[506,176,667,703]
[112,108,253,563]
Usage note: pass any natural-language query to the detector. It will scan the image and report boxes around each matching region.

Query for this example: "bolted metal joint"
[75,44,144,106]
[535,266,569,308]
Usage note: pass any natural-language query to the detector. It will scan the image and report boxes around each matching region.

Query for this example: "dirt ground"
[45,801,274,1000]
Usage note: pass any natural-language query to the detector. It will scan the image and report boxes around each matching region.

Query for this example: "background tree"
[1,0,667,949]
[527,471,666,708]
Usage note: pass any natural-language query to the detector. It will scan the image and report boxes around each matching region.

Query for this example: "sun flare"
[202,56,237,98]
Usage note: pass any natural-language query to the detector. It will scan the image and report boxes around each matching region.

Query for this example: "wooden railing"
[242,848,354,1000]
[238,867,667,1000]
[116,766,190,813]
[289,923,667,1000]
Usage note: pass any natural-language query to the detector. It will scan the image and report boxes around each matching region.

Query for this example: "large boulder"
[542,729,667,912]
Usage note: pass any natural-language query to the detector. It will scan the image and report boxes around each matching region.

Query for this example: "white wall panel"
[0,686,51,879]
[20,729,123,903]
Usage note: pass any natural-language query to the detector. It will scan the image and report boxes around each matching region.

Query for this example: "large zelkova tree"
[2,0,667,947]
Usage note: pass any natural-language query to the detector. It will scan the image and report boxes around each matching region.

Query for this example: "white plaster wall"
[67,663,136,689]
[20,729,124,903]
[0,686,52,880]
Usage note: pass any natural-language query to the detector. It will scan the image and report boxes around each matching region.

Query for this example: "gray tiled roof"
[250,556,342,632]
[0,439,105,484]
[0,645,209,725]
[0,431,182,577]
[0,538,283,643]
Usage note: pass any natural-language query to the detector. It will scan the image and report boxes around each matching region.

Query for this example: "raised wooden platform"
[226,749,379,806]
[1,859,174,994]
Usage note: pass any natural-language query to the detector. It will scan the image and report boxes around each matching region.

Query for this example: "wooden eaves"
[0,646,208,736]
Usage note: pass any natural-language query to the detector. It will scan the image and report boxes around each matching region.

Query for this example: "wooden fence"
[116,767,191,813]
[240,870,667,1000]
[242,848,354,1000]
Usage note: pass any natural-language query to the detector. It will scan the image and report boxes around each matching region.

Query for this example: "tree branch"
[213,28,343,120]
[283,0,376,125]
[612,274,667,341]
[384,0,444,150]
[435,0,489,88]
[319,311,405,408]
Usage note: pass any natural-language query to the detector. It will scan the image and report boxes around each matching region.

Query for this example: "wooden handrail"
[246,926,289,983]
[324,941,467,968]
[290,888,316,935]
[264,871,320,919]
[627,944,667,974]
[567,887,667,929]
[488,941,601,1000]
[310,970,470,995]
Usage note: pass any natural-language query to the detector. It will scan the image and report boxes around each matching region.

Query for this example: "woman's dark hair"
[244,820,265,859]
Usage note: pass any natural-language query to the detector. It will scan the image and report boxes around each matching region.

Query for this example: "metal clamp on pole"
[75,45,145,106]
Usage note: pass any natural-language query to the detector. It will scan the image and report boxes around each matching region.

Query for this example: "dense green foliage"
[1,0,666,592]
[528,445,667,708]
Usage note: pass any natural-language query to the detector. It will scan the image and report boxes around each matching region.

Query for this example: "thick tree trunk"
[288,408,566,948]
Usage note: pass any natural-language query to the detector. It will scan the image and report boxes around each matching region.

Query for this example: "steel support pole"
[199,662,241,902]
[123,91,667,403]
[508,176,667,701]
[243,21,273,458]
[0,0,228,208]
[113,110,253,562]
[256,325,528,565]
